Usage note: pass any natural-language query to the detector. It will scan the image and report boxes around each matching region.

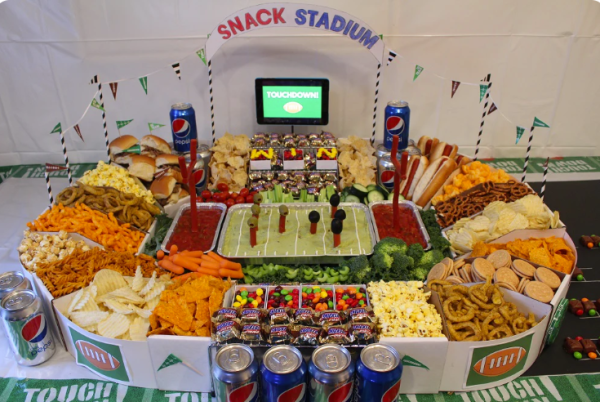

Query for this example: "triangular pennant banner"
[116,119,134,129]
[488,103,497,115]
[196,49,207,66]
[479,84,488,103]
[413,65,424,81]
[73,124,84,142]
[533,117,550,128]
[122,144,141,154]
[109,82,118,100]
[401,355,430,370]
[158,354,182,371]
[139,76,148,94]
[91,98,105,111]
[90,75,98,85]
[50,122,62,134]
[516,126,525,144]
[378,34,383,40]
[451,81,461,98]
[172,63,181,80]
[45,163,68,172]
[148,123,166,132]
[386,50,397,66]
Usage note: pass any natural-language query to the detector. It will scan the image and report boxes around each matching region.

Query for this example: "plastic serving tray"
[368,200,431,249]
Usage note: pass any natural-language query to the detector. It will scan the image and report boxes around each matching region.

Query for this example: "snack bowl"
[369,200,431,249]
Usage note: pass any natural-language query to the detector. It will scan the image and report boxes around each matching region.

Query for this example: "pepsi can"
[176,143,211,194]
[356,344,402,402]
[308,345,355,402]
[0,290,55,366]
[0,271,33,301]
[213,344,259,402]
[383,101,410,151]
[261,345,307,402]
[377,143,421,191]
[170,103,198,153]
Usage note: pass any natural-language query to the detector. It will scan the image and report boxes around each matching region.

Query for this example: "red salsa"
[372,204,427,247]
[166,208,222,252]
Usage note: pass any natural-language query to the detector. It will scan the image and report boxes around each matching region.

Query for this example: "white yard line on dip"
[321,206,327,255]
[352,207,361,255]
[264,209,273,256]
[235,210,246,257]
[295,211,300,255]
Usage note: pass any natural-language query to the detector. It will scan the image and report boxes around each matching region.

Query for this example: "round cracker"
[441,257,454,270]
[446,275,464,284]
[464,264,473,281]
[524,281,554,303]
[495,267,520,289]
[453,259,466,270]
[473,258,495,280]
[496,282,518,292]
[517,278,530,294]
[535,267,562,290]
[427,263,448,282]
[486,250,511,269]
[512,259,536,278]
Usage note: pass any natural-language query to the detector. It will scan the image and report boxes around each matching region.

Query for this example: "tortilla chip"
[147,327,175,336]
[195,326,211,337]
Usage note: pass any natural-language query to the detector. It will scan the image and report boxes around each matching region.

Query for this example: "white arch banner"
[205,3,385,63]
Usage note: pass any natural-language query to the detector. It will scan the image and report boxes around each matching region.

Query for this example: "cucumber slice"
[350,183,369,199]
[376,185,390,196]
[345,195,361,203]
[387,193,405,201]
[367,190,385,203]
[366,184,379,192]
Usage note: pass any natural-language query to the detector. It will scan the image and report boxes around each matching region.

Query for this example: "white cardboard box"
[316,159,337,170]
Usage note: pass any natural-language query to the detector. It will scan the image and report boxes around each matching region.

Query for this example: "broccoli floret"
[430,235,451,254]
[374,237,408,256]
[347,255,372,283]
[407,243,425,262]
[417,249,445,272]
[388,252,412,281]
[371,252,393,271]
[410,267,429,281]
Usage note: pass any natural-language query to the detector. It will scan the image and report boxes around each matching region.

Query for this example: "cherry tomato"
[212,192,224,202]
[225,198,235,209]
[245,194,255,203]
[230,192,239,199]
[235,196,245,204]
[217,183,229,193]
[201,190,212,200]
[239,188,249,197]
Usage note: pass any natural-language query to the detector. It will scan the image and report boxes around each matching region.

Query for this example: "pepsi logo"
[278,383,305,402]
[193,169,205,187]
[386,116,405,136]
[328,381,353,402]
[228,381,257,402]
[75,340,121,371]
[473,346,527,377]
[22,314,48,343]
[172,118,190,138]
[380,170,395,188]
[381,379,401,402]
[283,101,303,114]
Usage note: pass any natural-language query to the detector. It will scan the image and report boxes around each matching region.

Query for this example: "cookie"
[496,282,518,292]
[534,267,562,290]
[446,275,464,284]
[487,250,511,270]
[427,262,448,282]
[517,278,530,294]
[512,259,536,278]
[473,258,495,280]
[524,281,554,303]
[494,267,520,289]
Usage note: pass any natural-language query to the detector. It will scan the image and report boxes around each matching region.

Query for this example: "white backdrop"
[0,0,599,166]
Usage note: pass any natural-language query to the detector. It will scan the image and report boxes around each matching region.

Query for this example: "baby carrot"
[200,261,221,271]
[197,267,220,277]
[201,254,218,264]
[157,250,165,260]
[179,250,204,258]
[219,259,242,271]
[159,260,184,275]
[219,268,244,279]
[172,255,201,271]
[207,251,225,263]
[169,244,179,254]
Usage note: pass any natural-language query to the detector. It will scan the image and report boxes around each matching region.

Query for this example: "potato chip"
[129,317,149,341]
[71,290,91,312]
[104,299,134,315]
[94,269,128,297]
[98,286,144,304]
[145,295,161,311]
[129,304,152,319]
[67,289,84,315]
[131,266,145,292]
[144,283,166,302]
[77,295,101,313]
[98,313,130,338]
[70,311,109,328]
[138,272,157,296]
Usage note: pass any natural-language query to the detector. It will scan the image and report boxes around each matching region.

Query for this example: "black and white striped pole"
[474,74,491,161]
[521,126,535,183]
[172,63,181,80]
[540,157,549,201]
[58,129,73,186]
[44,171,54,206]
[91,75,110,161]
[371,63,382,147]
[208,59,216,146]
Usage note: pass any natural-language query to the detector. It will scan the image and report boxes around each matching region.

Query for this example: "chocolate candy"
[580,235,594,249]
[319,325,352,345]
[282,133,295,141]
[308,172,322,184]
[297,181,307,190]
[290,187,300,197]
[592,235,600,246]
[249,171,262,181]
[310,139,323,147]
[293,308,317,325]
[213,320,241,343]
[572,267,584,281]
[272,158,283,170]
[308,133,320,141]
[322,172,337,182]
[583,300,596,313]
[265,324,294,345]
[297,137,310,147]
[270,138,282,147]
[283,138,295,148]
[240,323,264,344]
[292,325,320,346]
[212,308,239,323]
[264,182,274,191]
[240,308,265,324]
[348,307,376,323]
[262,171,275,181]
[350,322,377,343]
[317,310,346,328]
[564,337,583,353]
[581,339,597,354]
[569,300,584,315]
[277,171,290,181]
[267,307,293,325]
[251,184,264,193]
[323,138,336,147]
[292,171,306,183]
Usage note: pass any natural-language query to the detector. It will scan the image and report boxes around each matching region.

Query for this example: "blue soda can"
[308,345,355,402]
[383,101,410,151]
[170,103,198,153]
[213,344,259,402]
[356,344,402,402]
[261,345,308,402]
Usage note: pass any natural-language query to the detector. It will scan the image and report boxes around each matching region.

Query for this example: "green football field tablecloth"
[0,373,599,401]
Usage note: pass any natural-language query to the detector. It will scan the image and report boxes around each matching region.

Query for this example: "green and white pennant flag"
[413,65,424,81]
[50,122,62,134]
[401,355,429,370]
[158,354,182,371]
[533,117,550,128]
[148,122,166,133]
[139,76,148,94]
[196,49,207,66]
[116,119,134,129]
[479,84,488,103]
[516,126,526,144]
[91,98,105,111]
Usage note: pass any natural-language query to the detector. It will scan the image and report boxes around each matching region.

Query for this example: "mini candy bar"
[568,300,584,315]
[308,133,320,141]
[348,307,376,323]
[317,310,347,328]
[292,325,320,346]
[267,307,293,325]
[319,325,352,345]
[583,300,596,313]
[592,235,600,246]
[310,138,323,147]
[580,235,594,249]
[297,136,310,147]
[212,308,239,323]
[262,171,275,181]
[596,299,600,311]
[572,267,584,281]
[240,308,266,324]
[265,324,294,345]
[283,138,295,148]
[581,339,597,354]
[293,308,317,326]
[282,133,295,141]
[564,337,583,353]
[240,323,264,344]
[350,322,377,344]
[292,171,307,182]
[213,320,242,343]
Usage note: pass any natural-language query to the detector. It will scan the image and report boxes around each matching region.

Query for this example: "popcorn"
[367,281,444,338]
[80,161,154,203]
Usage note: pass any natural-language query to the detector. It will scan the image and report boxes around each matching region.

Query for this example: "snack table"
[0,177,599,400]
